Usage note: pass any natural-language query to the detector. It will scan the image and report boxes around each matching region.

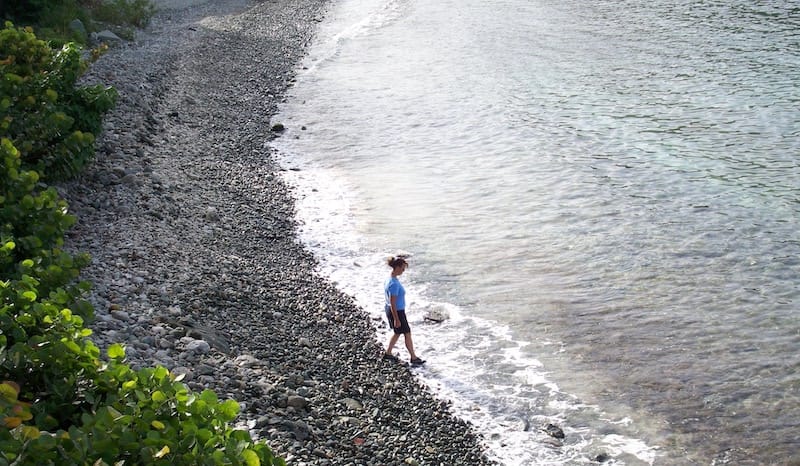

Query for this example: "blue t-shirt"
[384,276,406,311]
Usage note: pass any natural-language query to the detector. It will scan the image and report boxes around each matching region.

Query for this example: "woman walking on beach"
[384,256,425,366]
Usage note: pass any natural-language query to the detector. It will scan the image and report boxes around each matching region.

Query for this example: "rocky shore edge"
[60,0,495,464]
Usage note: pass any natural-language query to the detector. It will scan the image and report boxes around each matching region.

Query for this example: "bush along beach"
[0,23,117,180]
[0,0,155,45]
[0,22,285,466]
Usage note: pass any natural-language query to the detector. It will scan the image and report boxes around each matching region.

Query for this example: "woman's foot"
[410,357,425,366]
[382,352,400,361]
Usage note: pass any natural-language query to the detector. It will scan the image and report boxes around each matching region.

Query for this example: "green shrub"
[0,0,90,46]
[0,22,117,180]
[73,357,285,466]
[1,1,79,27]
[0,318,286,465]
[0,137,94,429]
[1,0,155,45]
[91,0,156,29]
[0,139,91,302]
[0,275,99,429]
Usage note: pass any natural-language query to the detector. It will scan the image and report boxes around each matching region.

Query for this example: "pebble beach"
[60,0,495,464]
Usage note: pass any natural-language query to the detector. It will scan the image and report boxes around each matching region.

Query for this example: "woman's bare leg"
[386,333,401,354]
[403,332,417,360]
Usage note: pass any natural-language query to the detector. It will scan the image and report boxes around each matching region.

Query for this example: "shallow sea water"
[274,0,800,464]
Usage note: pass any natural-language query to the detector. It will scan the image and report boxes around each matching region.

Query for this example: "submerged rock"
[543,423,565,439]
[595,452,611,462]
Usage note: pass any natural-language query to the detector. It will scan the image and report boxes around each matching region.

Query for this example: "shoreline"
[62,0,495,464]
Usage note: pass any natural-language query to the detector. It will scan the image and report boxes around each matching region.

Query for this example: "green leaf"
[197,428,212,443]
[63,339,81,354]
[242,449,261,466]
[220,399,240,419]
[107,406,122,419]
[20,426,40,440]
[153,366,169,381]
[199,390,218,404]
[154,445,170,459]
[35,431,57,450]
[107,343,125,359]
[175,389,190,404]
[0,382,19,401]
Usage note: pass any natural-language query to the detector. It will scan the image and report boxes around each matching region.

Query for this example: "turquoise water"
[274,0,800,464]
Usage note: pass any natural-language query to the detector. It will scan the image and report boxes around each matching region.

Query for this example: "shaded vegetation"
[0,0,156,44]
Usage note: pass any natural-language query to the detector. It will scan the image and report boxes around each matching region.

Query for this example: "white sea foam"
[274,143,658,465]
[279,2,647,461]
[300,0,410,74]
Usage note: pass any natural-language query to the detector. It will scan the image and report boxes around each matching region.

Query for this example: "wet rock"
[595,452,611,462]
[543,423,565,439]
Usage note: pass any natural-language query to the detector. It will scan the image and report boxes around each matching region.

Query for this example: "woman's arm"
[390,295,401,328]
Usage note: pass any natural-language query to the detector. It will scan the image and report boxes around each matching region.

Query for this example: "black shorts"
[385,308,411,334]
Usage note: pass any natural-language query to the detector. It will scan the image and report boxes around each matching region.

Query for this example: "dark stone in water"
[595,452,611,462]
[271,123,286,132]
[543,423,565,439]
